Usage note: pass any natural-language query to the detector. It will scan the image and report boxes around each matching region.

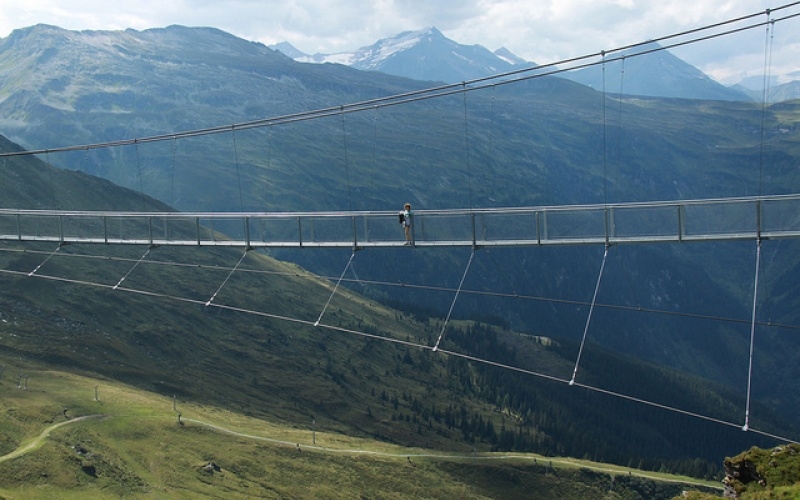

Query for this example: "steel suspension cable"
[432,250,475,352]
[4,243,800,331]
[462,84,473,209]
[743,239,762,431]
[232,129,244,212]
[340,111,353,211]
[113,247,151,290]
[28,244,61,277]
[570,246,609,386]
[315,251,356,327]
[758,13,775,197]
[44,151,58,210]
[134,141,146,212]
[205,249,248,307]
[3,4,799,159]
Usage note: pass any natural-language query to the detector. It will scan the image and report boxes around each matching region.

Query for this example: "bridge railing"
[2,194,800,248]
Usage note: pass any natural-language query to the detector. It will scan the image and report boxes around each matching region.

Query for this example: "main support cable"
[570,245,609,386]
[4,4,799,159]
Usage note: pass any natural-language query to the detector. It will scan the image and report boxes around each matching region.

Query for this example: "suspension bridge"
[2,194,800,249]
[1,3,800,452]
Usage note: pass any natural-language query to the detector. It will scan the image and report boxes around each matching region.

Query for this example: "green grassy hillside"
[0,362,721,499]
[677,443,800,499]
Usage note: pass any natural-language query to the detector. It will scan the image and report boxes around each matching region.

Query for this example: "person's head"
[404,203,411,210]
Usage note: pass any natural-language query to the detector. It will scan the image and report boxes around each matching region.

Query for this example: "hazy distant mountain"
[730,72,800,101]
[271,27,531,83]
[494,46,528,65]
[275,31,758,101]
[562,42,753,101]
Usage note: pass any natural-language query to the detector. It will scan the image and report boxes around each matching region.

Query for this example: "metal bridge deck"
[2,194,800,249]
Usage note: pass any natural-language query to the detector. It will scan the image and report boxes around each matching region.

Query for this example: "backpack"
[399,212,405,224]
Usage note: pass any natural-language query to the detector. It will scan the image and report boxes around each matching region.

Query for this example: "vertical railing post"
[541,210,548,243]
[755,200,762,241]
[410,212,416,248]
[352,216,358,250]
[103,216,108,244]
[148,216,153,247]
[16,214,21,241]
[678,205,685,242]
[298,217,303,247]
[245,217,251,249]
[604,207,612,246]
[196,217,201,246]
[469,213,476,249]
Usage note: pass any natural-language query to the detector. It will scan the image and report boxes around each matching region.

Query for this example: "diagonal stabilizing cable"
[743,239,761,431]
[570,245,609,386]
[113,247,151,290]
[28,244,62,277]
[432,250,475,352]
[205,249,249,307]
[315,251,356,327]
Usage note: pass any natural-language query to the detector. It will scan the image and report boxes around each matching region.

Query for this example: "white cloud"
[0,0,798,82]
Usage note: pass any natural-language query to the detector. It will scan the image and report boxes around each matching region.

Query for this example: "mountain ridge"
[271,28,763,101]
[272,26,525,83]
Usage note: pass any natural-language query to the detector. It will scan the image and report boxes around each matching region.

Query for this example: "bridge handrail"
[2,194,800,249]
[1,193,799,219]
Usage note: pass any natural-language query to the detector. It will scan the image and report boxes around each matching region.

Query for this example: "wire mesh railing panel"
[610,205,680,240]
[682,201,757,237]
[246,217,300,244]
[762,198,800,234]
[540,208,606,242]
[61,216,105,241]
[4,194,800,247]
[18,215,61,240]
[300,217,358,245]
[415,214,475,242]
[108,216,152,242]
[0,214,19,238]
[355,215,406,244]
[476,212,539,242]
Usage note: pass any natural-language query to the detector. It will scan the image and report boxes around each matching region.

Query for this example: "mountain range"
[1,23,800,475]
[273,27,524,84]
[271,27,800,102]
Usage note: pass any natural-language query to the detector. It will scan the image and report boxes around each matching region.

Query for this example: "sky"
[1,0,799,85]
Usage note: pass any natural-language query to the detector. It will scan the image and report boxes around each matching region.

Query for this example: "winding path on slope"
[0,414,721,491]
[0,414,103,464]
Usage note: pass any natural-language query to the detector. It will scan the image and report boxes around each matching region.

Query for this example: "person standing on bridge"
[401,203,413,245]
